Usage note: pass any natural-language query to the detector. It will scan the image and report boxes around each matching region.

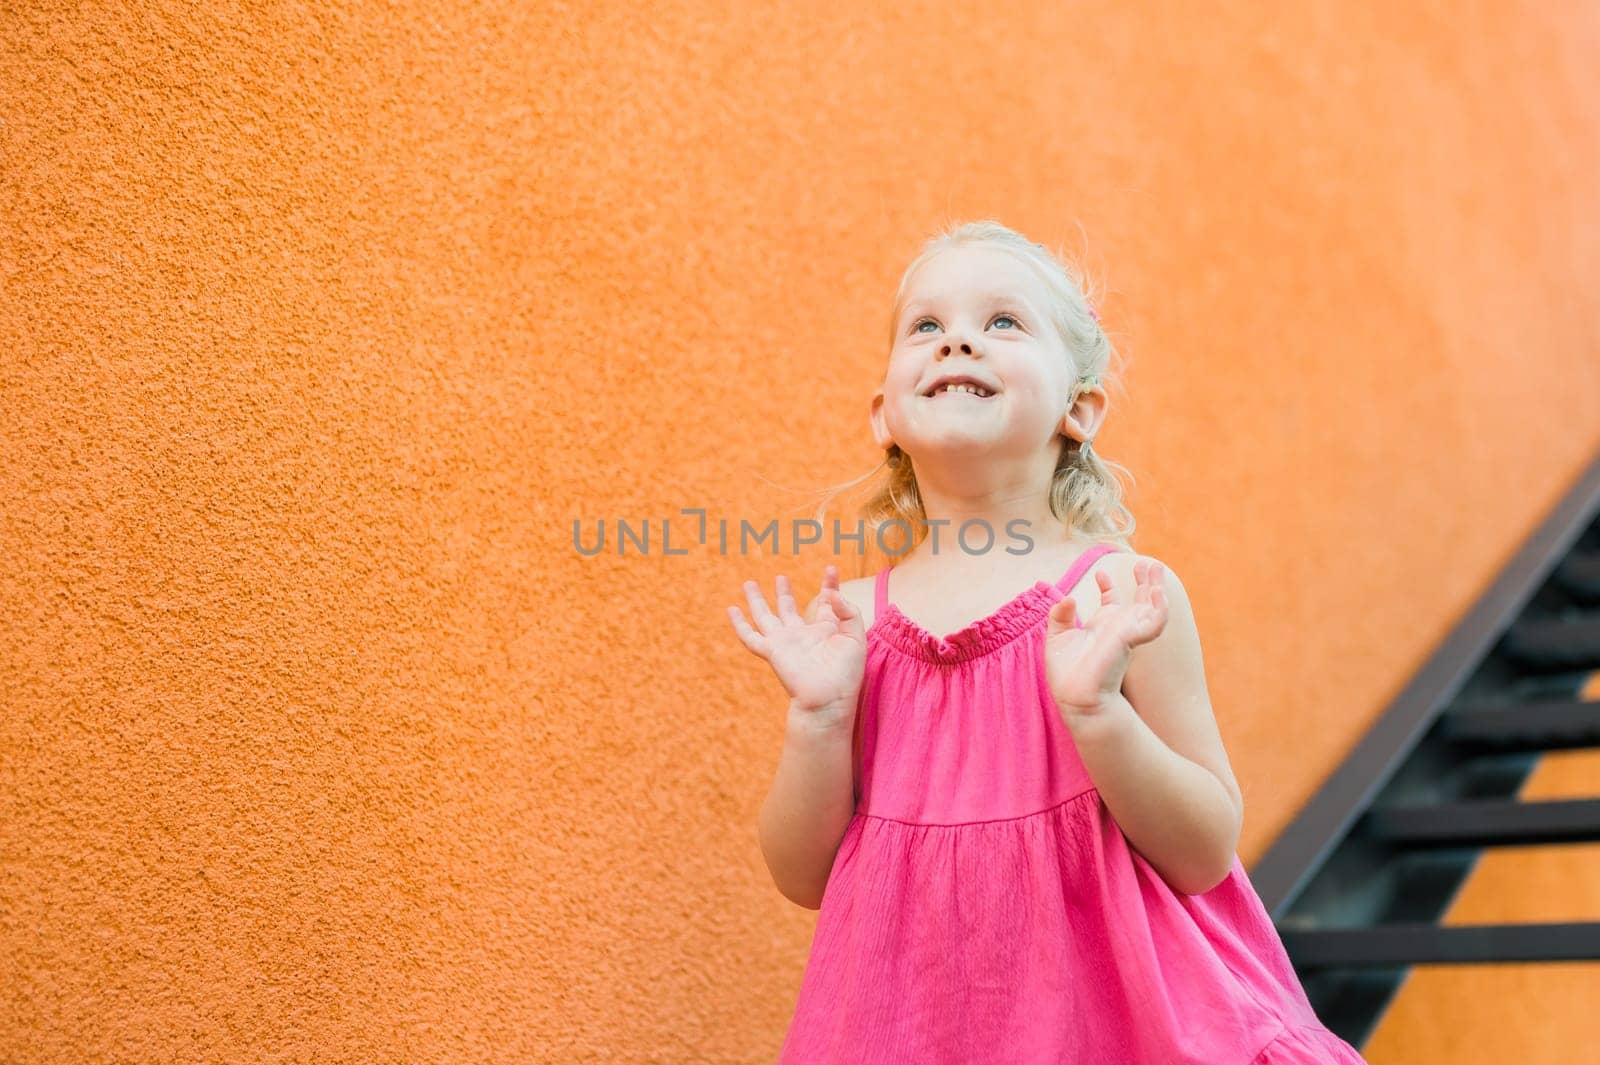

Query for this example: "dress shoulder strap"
[874,563,892,621]
[1054,543,1121,595]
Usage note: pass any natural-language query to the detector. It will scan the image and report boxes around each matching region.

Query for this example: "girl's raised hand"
[1043,559,1169,722]
[727,565,867,719]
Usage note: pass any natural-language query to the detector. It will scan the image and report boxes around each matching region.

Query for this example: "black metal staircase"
[1248,449,1600,1047]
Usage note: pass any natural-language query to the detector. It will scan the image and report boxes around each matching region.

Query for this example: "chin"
[903,434,1009,457]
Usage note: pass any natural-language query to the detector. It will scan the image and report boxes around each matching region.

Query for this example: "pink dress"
[777,543,1370,1064]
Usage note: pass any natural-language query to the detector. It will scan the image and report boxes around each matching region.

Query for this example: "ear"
[1057,381,1109,445]
[870,388,893,450]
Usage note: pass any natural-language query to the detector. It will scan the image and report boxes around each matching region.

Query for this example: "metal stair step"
[1438,697,1600,751]
[1500,615,1600,671]
[1281,921,1600,968]
[1554,551,1600,602]
[1362,797,1600,847]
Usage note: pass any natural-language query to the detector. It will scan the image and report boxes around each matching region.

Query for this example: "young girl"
[728,220,1369,1064]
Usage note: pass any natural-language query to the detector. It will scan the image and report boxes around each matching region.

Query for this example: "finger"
[1124,603,1166,647]
[1046,594,1078,635]
[1133,563,1152,606]
[813,595,839,624]
[775,574,801,623]
[743,579,780,633]
[1095,569,1117,605]
[1144,562,1165,605]
[811,567,843,624]
[726,606,770,656]
[826,586,867,638]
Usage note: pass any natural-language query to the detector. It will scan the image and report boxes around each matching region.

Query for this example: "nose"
[937,334,979,359]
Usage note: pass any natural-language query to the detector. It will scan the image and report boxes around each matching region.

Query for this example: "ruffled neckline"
[871,580,1067,664]
[869,544,1118,664]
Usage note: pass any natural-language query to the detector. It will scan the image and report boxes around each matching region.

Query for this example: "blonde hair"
[810,219,1137,576]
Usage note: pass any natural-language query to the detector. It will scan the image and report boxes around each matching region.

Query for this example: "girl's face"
[872,245,1078,463]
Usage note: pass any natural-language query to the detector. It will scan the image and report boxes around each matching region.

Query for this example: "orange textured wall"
[4,3,1599,1061]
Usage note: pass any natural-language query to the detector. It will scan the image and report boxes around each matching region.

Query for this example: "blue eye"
[911,313,1021,333]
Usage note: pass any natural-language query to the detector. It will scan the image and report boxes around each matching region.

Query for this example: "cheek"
[1008,372,1068,427]
[885,360,924,401]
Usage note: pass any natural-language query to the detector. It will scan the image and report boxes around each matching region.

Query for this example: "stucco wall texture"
[4,2,1600,1061]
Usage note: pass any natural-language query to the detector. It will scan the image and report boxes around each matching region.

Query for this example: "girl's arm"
[1065,560,1244,895]
[756,588,859,910]
[759,700,857,910]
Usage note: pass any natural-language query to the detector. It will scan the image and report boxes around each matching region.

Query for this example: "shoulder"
[1064,542,1149,598]
[840,575,877,630]
[1068,546,1201,633]
[1089,546,1189,597]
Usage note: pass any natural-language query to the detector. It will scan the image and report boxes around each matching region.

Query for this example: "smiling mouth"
[925,383,997,399]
